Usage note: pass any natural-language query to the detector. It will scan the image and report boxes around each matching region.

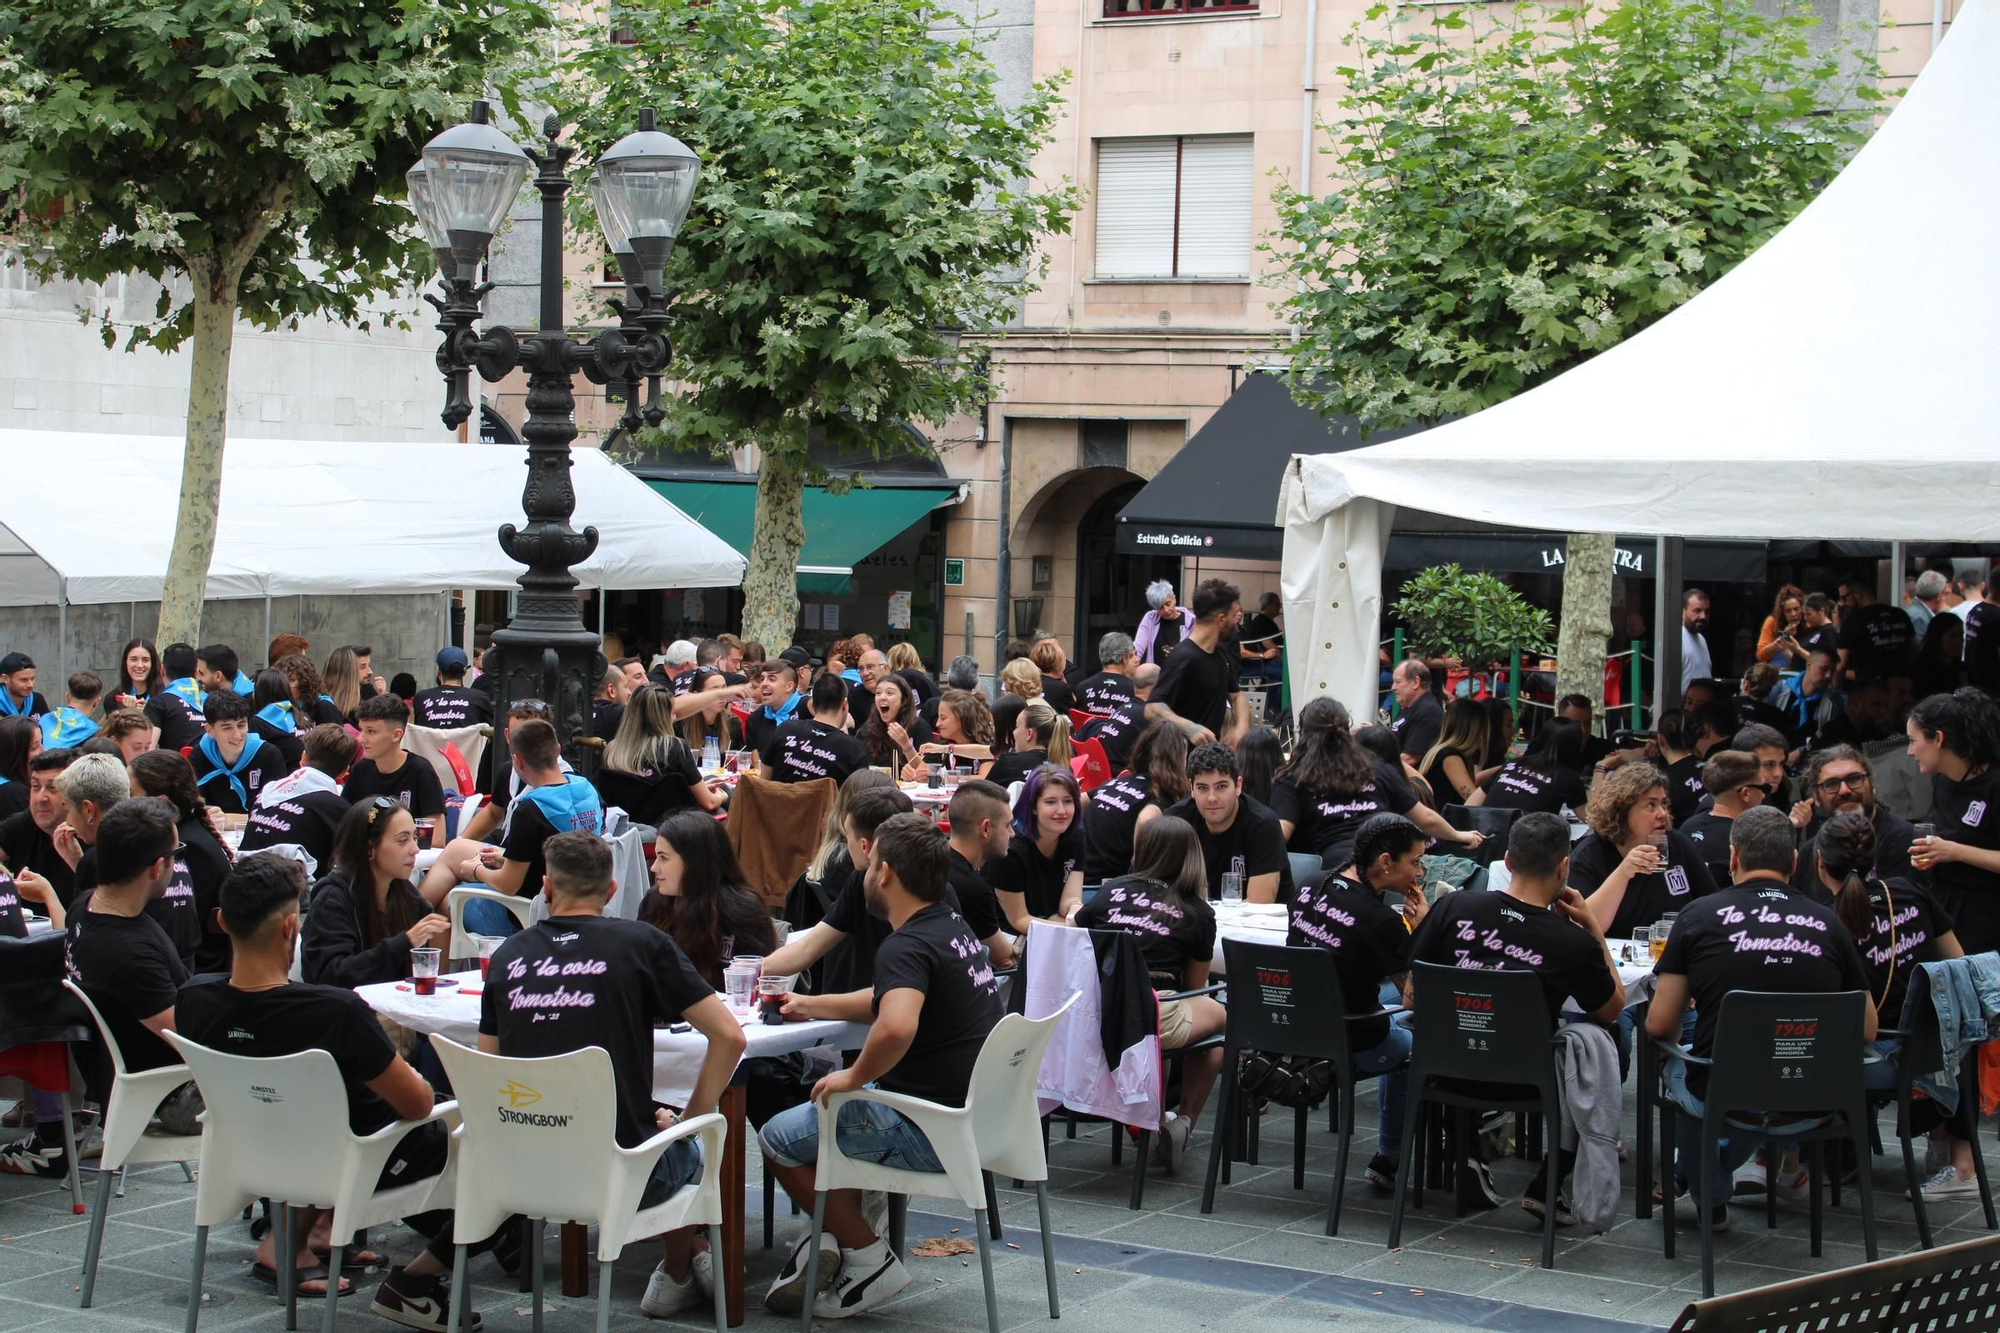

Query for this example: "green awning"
[645,480,962,595]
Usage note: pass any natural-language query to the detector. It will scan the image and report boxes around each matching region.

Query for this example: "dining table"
[357,970,866,1325]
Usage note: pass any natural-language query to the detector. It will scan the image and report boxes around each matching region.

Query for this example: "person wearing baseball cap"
[0,653,48,720]
[413,646,492,730]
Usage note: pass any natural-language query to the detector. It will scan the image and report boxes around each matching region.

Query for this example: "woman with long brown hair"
[1082,721,1189,880]
[858,672,930,771]
[640,810,776,987]
[1757,584,1807,669]
[300,798,451,986]
[1273,697,1477,866]
[275,652,344,726]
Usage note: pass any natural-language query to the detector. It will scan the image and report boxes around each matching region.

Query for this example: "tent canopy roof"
[0,431,746,607]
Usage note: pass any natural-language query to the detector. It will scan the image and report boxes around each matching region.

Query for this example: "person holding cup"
[1907,688,2000,953]
[638,809,775,988]
[301,797,451,987]
[1569,762,1720,945]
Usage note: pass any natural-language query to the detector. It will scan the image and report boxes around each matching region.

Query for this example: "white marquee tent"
[0,431,747,608]
[1278,0,2000,712]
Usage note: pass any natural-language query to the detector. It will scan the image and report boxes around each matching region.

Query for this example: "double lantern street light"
[406,101,700,765]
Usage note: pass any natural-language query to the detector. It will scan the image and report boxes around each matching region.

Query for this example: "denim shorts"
[459,894,524,939]
[638,1138,706,1210]
[759,1098,945,1174]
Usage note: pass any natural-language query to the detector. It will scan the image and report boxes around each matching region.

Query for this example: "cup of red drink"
[474,935,501,979]
[411,946,441,996]
[415,818,438,851]
[758,972,798,1025]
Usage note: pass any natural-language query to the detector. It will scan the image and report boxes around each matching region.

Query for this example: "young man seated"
[1160,742,1293,904]
[1645,805,1872,1233]
[1,747,78,909]
[460,700,564,844]
[342,694,447,819]
[50,751,128,895]
[146,642,209,753]
[102,709,156,763]
[39,671,103,749]
[1409,812,1624,1218]
[418,719,601,934]
[0,651,50,719]
[240,724,357,877]
[745,662,804,755]
[176,854,500,1324]
[760,813,1002,1319]
[195,641,256,697]
[1676,749,1764,891]
[479,833,745,1319]
[413,647,493,730]
[760,671,868,786]
[188,689,287,816]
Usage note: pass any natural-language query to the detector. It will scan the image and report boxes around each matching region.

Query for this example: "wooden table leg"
[721,1082,748,1328]
[560,1222,589,1297]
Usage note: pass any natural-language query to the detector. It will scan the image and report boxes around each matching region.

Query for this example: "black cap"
[777,646,820,669]
[0,652,33,675]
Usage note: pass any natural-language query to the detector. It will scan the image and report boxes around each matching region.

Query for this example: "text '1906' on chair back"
[1219,939,1360,1063]
[1706,990,1868,1117]
[1407,960,1557,1084]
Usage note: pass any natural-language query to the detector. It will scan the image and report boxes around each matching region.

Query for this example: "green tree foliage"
[559,0,1078,649]
[0,0,551,642]
[1393,564,1554,666]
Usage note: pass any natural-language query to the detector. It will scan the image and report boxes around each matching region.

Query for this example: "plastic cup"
[723,959,760,1013]
[1630,929,1650,964]
[411,946,441,996]
[1649,915,1676,962]
[758,972,798,1025]
[926,763,944,789]
[415,818,438,851]
[1220,873,1243,904]
[475,934,501,979]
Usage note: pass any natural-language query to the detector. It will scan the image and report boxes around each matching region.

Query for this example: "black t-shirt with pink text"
[1408,887,1615,1028]
[1657,879,1869,1097]
[761,717,869,787]
[1286,872,1411,1047]
[1075,874,1216,992]
[1849,876,1953,1026]
[872,903,1002,1108]
[1270,761,1418,863]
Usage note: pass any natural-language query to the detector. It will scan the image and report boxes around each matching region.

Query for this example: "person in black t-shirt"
[986,698,1071,789]
[760,814,1001,1320]
[1271,698,1481,868]
[942,780,1015,967]
[341,694,446,819]
[412,646,493,730]
[1476,717,1587,815]
[1082,722,1189,881]
[1029,637,1078,716]
[1651,710,1708,824]
[129,750,234,974]
[1077,817,1223,1172]
[303,797,451,987]
[1146,578,1245,745]
[187,689,289,816]
[1788,746,1917,899]
[1837,576,1915,685]
[1389,661,1445,762]
[177,853,501,1312]
[0,651,50,720]
[1572,761,1721,943]
[1649,807,1872,1227]
[1907,689,2000,955]
[240,724,354,878]
[1075,632,1141,718]
[761,672,869,786]
[986,764,1087,930]
[1162,742,1293,904]
[1,748,78,908]
[1677,750,1764,893]
[482,833,746,1321]
[1290,813,1433,1188]
[637,809,778,987]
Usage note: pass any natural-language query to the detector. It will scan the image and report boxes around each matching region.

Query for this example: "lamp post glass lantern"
[412,100,700,766]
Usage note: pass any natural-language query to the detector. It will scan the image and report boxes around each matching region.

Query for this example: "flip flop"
[311,1245,385,1268]
[249,1261,355,1298]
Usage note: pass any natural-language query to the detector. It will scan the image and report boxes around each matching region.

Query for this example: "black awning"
[1387,533,1768,584]
[1114,371,1429,561]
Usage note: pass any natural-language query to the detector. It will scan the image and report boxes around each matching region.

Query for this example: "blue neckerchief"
[166,677,206,709]
[760,691,803,726]
[40,708,99,749]
[255,701,296,733]
[319,693,336,707]
[0,690,33,717]
[840,668,862,685]
[518,773,603,837]
[196,733,266,807]
[233,671,255,695]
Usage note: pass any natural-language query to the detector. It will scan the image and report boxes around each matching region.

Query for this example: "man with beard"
[942,780,1014,967]
[1787,745,1917,900]
[1680,589,1715,692]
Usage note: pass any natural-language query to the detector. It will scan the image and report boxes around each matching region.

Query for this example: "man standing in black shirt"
[480,833,746,1321]
[342,694,446,818]
[1390,660,1445,763]
[1161,743,1292,903]
[1788,746,1916,897]
[1837,574,1915,686]
[760,672,868,786]
[1145,578,1245,746]
[760,814,1001,1320]
[240,724,356,877]
[413,647,493,730]
[1647,806,1872,1231]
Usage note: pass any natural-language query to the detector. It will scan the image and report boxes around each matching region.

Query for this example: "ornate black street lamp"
[408,101,699,765]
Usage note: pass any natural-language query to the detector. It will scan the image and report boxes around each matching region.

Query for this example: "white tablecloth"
[25,915,54,937]
[357,971,868,1107]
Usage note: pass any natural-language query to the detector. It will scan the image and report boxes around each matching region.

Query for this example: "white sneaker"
[690,1249,714,1301]
[1917,1165,1982,1202]
[640,1263,700,1319]
[764,1231,840,1315]
[812,1240,910,1320]
[1159,1114,1192,1176]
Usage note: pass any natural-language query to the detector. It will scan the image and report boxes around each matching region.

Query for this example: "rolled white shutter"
[1174,134,1253,277]
[1094,138,1179,278]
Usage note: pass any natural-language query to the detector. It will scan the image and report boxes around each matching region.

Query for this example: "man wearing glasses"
[1788,745,1918,899]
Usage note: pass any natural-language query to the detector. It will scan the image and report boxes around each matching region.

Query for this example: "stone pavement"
[3,1089,1996,1333]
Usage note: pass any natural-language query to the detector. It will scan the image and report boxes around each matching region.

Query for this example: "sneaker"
[1463,1157,1503,1210]
[1771,1169,1810,1206]
[1917,1165,1982,1202]
[764,1231,841,1315]
[0,1100,30,1128]
[0,1134,66,1178]
[1521,1193,1578,1227]
[812,1240,910,1320]
[370,1267,482,1332]
[1730,1157,1769,1198]
[640,1262,700,1319]
[1364,1154,1399,1191]
[1705,1204,1732,1233]
[1159,1114,1192,1176]
[690,1249,714,1301]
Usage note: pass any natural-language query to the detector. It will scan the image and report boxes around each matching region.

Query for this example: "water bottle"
[702,737,721,771]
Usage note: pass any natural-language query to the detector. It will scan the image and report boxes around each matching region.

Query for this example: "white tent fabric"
[1278,0,2000,711]
[0,430,746,607]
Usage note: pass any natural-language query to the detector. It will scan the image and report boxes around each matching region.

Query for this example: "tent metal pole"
[57,579,68,684]
[130,602,137,642]
[1888,542,1907,605]
[598,587,607,642]
[1653,537,1683,719]
[263,596,273,663]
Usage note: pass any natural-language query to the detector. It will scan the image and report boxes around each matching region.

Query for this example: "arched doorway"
[1074,481,1180,674]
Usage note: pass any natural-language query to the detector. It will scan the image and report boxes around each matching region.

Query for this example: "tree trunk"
[1554,532,1615,723]
[157,278,237,647]
[741,446,807,649]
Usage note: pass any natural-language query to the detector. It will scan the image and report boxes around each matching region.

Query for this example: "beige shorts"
[1156,995,1195,1050]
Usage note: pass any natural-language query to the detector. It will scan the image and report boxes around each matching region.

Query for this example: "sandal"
[311,1244,385,1268]
[250,1261,355,1298]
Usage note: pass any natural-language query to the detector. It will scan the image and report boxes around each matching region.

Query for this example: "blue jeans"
[638,1138,706,1210]
[760,1097,945,1174]
[1863,1037,1902,1095]
[1661,1052,1824,1204]
[1355,1022,1413,1156]
[460,894,524,939]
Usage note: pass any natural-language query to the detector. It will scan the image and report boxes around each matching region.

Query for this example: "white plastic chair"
[164,1033,459,1333]
[429,1037,729,1333]
[61,981,203,1309]
[798,996,1077,1333]
[446,884,536,962]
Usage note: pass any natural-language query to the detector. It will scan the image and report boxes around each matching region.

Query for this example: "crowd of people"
[9,562,2000,1325]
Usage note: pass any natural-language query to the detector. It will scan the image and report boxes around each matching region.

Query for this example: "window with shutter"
[1093,134,1253,279]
